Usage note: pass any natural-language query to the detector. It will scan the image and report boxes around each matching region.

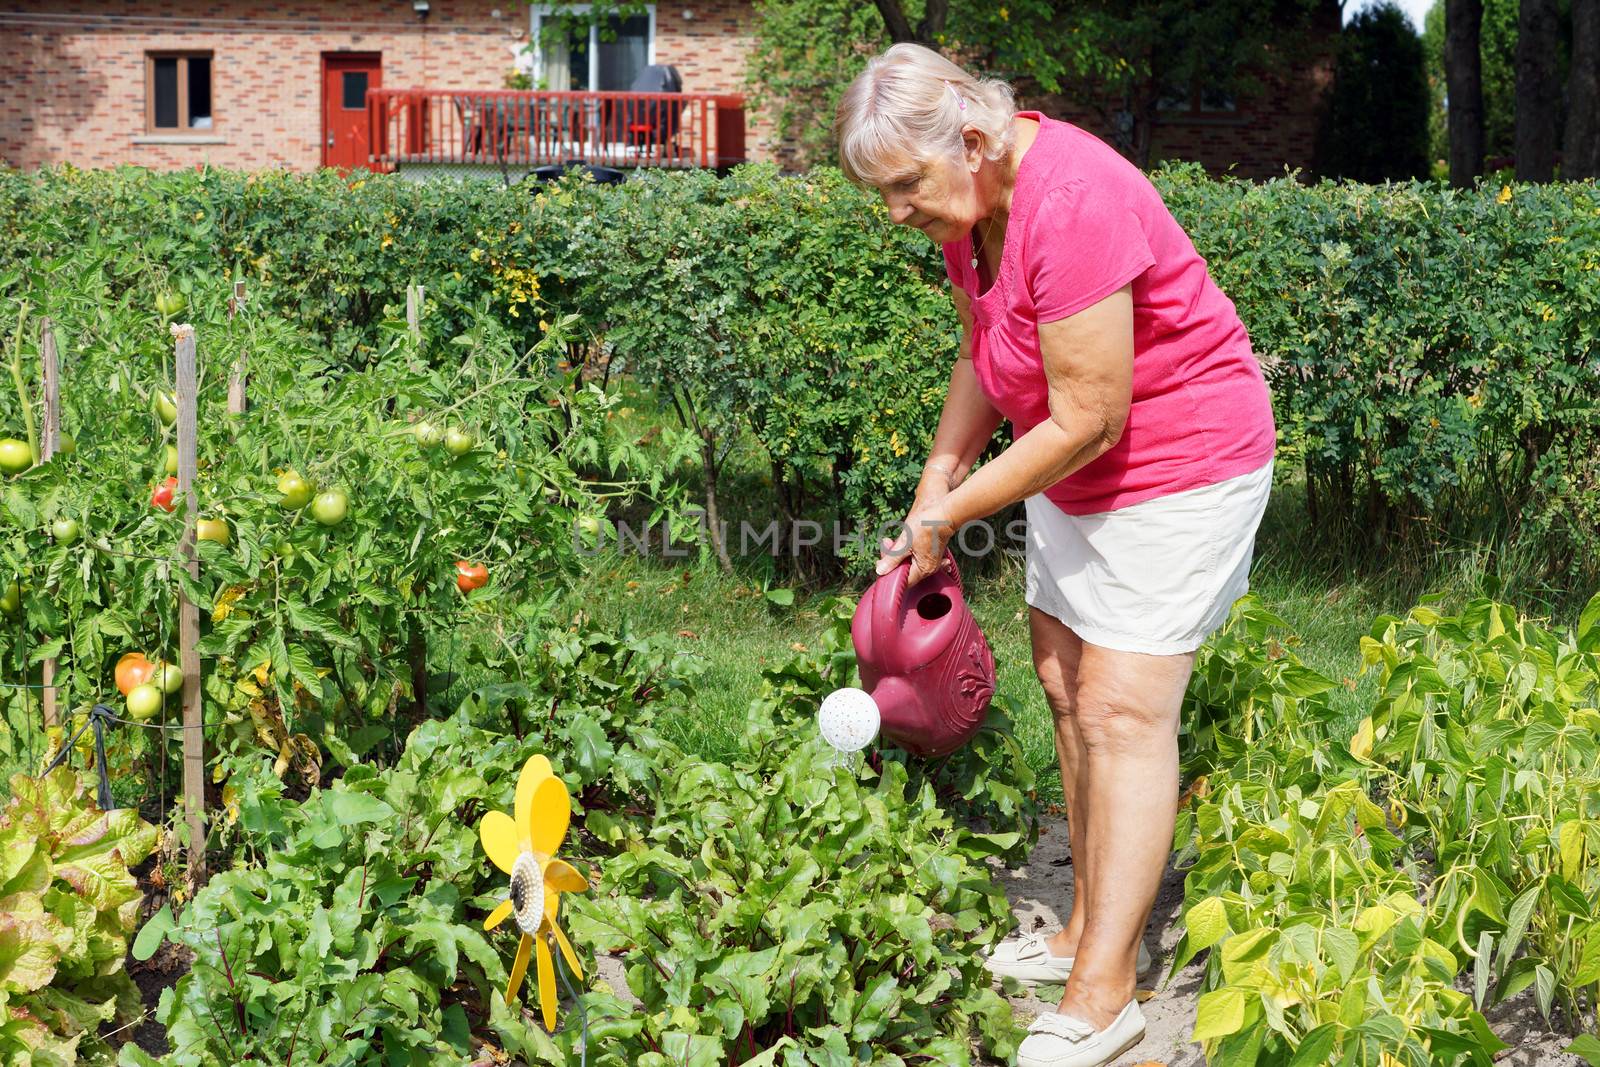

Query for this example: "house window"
[1156,76,1239,117]
[530,4,656,91]
[147,53,213,130]
[341,71,370,110]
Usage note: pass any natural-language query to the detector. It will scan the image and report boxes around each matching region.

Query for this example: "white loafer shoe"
[983,933,1155,983]
[1017,1001,1147,1067]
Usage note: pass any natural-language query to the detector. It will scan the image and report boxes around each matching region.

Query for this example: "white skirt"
[1023,461,1274,655]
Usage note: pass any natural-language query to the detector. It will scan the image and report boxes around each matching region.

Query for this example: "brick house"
[0,0,766,173]
[1,0,1337,179]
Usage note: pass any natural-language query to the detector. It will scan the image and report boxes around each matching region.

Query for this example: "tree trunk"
[871,0,914,42]
[1446,0,1485,186]
[869,0,947,46]
[702,439,733,573]
[1515,0,1561,181]
[1567,0,1600,179]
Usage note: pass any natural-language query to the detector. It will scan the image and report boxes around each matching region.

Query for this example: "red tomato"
[116,652,156,696]
[151,476,179,512]
[455,560,488,593]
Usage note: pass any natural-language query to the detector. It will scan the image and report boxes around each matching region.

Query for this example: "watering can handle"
[872,550,960,640]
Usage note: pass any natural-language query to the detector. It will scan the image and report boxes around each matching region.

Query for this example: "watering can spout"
[849,552,996,758]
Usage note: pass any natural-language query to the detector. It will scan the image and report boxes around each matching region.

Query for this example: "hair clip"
[943,80,967,111]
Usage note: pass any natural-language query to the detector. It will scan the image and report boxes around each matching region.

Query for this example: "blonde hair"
[835,43,1017,186]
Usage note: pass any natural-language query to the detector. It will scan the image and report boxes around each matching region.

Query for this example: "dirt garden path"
[986,819,1585,1067]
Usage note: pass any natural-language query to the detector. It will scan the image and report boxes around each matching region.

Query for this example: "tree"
[1514,0,1561,179]
[1446,0,1486,184]
[1315,3,1431,182]
[1566,0,1600,177]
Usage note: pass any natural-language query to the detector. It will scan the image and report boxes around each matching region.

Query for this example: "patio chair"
[616,65,685,160]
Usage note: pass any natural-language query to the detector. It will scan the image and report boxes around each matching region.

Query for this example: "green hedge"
[3,164,1596,583]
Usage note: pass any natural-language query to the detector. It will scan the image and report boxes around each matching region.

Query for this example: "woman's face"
[875,136,985,243]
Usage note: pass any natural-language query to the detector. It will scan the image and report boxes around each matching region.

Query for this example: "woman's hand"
[878,463,959,582]
[877,483,957,589]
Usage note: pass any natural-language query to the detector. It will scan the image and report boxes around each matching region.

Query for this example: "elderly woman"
[836,44,1276,1067]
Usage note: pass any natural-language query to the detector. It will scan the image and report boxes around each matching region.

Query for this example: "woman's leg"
[1028,607,1092,958]
[1056,640,1195,1027]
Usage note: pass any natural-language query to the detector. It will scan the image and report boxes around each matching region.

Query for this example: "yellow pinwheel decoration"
[479,754,590,1031]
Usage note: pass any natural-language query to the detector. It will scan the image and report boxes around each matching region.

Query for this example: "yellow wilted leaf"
[254,660,271,687]
[1349,717,1375,761]
[1559,821,1586,881]
[213,585,245,623]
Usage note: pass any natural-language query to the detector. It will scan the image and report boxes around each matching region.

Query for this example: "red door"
[322,53,381,170]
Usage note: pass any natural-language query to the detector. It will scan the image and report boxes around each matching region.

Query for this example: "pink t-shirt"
[942,112,1276,515]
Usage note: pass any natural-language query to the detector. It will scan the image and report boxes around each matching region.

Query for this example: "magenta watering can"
[851,551,996,758]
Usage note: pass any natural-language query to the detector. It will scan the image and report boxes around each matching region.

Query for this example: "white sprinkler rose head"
[818,687,881,754]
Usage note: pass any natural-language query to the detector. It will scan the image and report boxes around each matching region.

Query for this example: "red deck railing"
[367,89,746,171]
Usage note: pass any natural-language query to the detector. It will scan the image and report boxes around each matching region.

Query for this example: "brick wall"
[0,0,775,171]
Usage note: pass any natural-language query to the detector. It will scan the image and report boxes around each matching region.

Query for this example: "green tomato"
[54,432,75,457]
[443,429,476,456]
[0,438,32,475]
[126,683,164,721]
[277,471,313,510]
[196,517,230,545]
[0,580,19,617]
[576,515,602,541]
[154,392,178,427]
[413,422,444,448]
[155,291,187,318]
[152,661,185,695]
[51,517,80,544]
[164,444,179,476]
[311,489,349,527]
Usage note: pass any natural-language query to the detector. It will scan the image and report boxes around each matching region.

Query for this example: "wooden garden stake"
[406,282,424,340]
[226,280,247,415]
[404,282,427,720]
[174,324,206,883]
[39,319,59,731]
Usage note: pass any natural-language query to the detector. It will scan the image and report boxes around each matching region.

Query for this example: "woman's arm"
[940,284,1134,529]
[921,286,1004,492]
